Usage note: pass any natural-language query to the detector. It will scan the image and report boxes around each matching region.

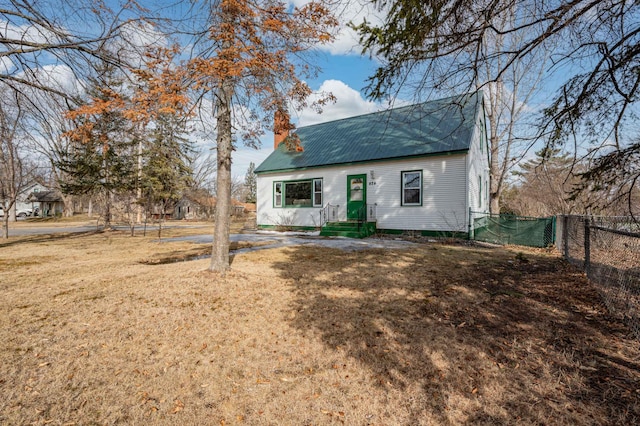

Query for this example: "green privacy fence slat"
[471,212,556,248]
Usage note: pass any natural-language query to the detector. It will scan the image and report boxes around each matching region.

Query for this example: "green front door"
[347,174,366,220]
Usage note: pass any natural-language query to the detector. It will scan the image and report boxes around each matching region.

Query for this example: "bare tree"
[189,146,217,195]
[480,6,548,213]
[355,0,640,213]
[0,92,33,237]
[182,0,338,272]
[1,1,163,222]
[501,149,589,217]
[1,1,148,98]
[21,92,78,216]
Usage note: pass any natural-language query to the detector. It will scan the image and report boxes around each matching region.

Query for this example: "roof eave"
[254,149,469,175]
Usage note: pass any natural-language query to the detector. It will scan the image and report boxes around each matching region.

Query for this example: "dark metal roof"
[255,92,483,173]
[27,190,63,203]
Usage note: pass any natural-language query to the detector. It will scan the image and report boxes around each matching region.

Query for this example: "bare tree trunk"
[157,201,165,240]
[1,201,15,238]
[104,192,112,228]
[136,134,143,224]
[2,213,9,238]
[489,122,503,214]
[62,193,74,217]
[210,78,234,272]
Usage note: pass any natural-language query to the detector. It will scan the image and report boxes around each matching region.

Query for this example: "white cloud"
[295,79,380,126]
[108,21,169,68]
[289,0,385,56]
[1,21,56,47]
[34,65,83,96]
[230,80,381,175]
[0,56,15,74]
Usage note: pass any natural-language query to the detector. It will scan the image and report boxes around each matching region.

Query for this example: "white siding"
[466,104,490,215]
[257,153,470,233]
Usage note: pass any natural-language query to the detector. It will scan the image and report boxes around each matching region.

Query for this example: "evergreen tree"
[244,162,257,203]
[57,68,137,227]
[502,149,592,216]
[140,112,193,237]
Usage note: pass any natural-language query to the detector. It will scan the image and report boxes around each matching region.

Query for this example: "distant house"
[1,183,50,217]
[255,92,490,237]
[173,195,249,220]
[27,190,64,217]
[174,195,215,220]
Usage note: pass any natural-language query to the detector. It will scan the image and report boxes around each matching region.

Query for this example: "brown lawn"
[0,224,639,425]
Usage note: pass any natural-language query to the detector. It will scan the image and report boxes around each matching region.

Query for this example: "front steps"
[320,221,376,238]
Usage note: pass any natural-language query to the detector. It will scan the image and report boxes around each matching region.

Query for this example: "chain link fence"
[556,215,640,340]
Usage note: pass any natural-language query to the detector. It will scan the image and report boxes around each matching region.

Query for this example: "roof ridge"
[295,91,480,131]
[256,91,483,174]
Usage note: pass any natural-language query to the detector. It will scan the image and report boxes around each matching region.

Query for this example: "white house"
[0,182,49,218]
[255,92,490,238]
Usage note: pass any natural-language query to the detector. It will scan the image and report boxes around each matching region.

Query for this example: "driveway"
[163,230,416,253]
[6,222,416,252]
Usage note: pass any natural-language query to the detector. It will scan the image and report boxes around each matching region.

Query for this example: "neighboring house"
[174,195,216,220]
[27,190,64,217]
[255,92,490,237]
[1,182,49,217]
[173,196,248,220]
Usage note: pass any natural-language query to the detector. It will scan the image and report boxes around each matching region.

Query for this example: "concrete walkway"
[7,222,416,253]
[163,230,416,253]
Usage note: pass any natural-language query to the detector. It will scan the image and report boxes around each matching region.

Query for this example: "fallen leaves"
[171,399,184,414]
[321,408,346,423]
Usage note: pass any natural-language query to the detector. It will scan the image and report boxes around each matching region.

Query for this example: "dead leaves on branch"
[65,46,191,143]
[66,0,339,149]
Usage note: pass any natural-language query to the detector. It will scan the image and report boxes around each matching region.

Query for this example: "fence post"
[584,217,591,277]
[468,208,473,240]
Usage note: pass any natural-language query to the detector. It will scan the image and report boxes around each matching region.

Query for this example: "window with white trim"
[274,178,323,208]
[485,179,488,207]
[274,182,282,207]
[401,170,422,206]
[313,179,323,207]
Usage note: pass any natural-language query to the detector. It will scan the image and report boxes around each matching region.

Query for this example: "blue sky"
[230,0,388,177]
[1,0,385,179]
[232,56,383,177]
[3,0,560,179]
[231,53,381,177]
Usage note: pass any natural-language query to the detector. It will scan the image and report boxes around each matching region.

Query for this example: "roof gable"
[255,92,483,173]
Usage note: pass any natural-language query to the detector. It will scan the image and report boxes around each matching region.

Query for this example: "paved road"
[7,224,97,236]
[5,223,207,237]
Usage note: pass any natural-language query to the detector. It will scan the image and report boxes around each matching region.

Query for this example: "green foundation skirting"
[374,229,469,239]
[257,224,469,239]
[257,225,318,231]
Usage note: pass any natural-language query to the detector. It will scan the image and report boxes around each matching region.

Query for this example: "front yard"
[1,229,638,425]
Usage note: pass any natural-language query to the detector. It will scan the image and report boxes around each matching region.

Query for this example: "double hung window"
[401,170,422,206]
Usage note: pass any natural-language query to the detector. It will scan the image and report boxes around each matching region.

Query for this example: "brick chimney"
[274,109,290,150]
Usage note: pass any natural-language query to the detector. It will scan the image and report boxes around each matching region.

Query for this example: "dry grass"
[1,226,639,425]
